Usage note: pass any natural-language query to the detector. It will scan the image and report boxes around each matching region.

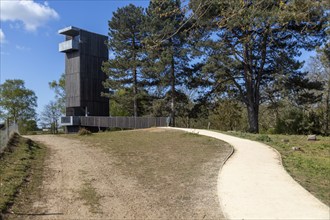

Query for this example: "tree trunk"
[325,79,330,134]
[243,40,260,133]
[133,66,138,118]
[247,103,259,133]
[170,53,175,127]
[132,37,138,118]
[55,120,58,134]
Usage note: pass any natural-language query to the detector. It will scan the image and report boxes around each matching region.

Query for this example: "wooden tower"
[59,26,109,118]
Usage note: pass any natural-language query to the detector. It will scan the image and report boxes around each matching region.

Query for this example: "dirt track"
[16,132,230,219]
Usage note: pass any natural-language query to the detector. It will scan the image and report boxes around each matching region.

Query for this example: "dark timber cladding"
[59,26,109,117]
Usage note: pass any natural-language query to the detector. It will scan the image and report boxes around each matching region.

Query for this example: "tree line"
[101,0,329,134]
[0,0,329,135]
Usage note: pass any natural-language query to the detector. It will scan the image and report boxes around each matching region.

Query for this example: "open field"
[223,131,330,206]
[5,129,231,219]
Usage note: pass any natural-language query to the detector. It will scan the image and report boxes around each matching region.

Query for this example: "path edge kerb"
[160,127,235,219]
[216,138,235,220]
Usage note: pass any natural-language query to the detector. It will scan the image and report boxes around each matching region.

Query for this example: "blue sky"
[0,0,315,117]
[0,0,149,116]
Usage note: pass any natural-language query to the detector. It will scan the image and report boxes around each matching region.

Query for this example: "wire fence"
[0,123,19,153]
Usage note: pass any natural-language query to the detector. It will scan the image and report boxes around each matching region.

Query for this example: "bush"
[78,128,92,136]
[267,128,276,134]
[275,108,323,135]
[256,134,272,142]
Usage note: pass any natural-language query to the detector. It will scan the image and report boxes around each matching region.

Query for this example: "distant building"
[59,26,109,132]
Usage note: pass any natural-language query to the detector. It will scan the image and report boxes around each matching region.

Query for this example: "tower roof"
[58,26,80,36]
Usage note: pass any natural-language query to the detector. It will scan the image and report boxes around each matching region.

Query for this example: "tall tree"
[307,46,330,135]
[189,0,328,133]
[0,79,37,123]
[49,73,66,114]
[102,4,145,117]
[144,0,190,126]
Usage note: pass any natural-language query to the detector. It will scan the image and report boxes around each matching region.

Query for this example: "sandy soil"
[11,133,229,219]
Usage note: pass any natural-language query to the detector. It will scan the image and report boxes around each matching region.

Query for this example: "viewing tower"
[59,26,109,117]
[59,26,109,132]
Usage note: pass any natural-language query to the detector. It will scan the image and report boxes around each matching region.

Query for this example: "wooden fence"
[62,116,168,129]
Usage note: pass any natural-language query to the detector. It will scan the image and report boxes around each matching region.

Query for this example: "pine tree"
[144,0,190,126]
[102,4,145,117]
[189,0,328,133]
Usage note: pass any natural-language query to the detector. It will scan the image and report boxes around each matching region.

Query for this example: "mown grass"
[72,128,232,218]
[223,131,330,206]
[74,129,232,189]
[0,133,47,217]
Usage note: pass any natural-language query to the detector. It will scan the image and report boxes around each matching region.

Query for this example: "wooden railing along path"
[61,116,168,129]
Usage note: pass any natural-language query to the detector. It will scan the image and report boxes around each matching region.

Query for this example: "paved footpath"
[165,128,329,220]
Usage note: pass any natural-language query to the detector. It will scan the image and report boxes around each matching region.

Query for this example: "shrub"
[256,134,272,142]
[78,128,92,136]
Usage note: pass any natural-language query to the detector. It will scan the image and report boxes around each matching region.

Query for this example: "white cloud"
[0,0,59,31]
[0,29,5,44]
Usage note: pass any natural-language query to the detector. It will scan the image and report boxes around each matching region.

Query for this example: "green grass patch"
[77,171,103,214]
[223,131,330,206]
[0,133,47,217]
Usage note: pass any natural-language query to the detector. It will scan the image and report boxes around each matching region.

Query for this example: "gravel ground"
[13,129,231,219]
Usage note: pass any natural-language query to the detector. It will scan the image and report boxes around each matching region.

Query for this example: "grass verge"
[0,133,47,218]
[223,131,330,206]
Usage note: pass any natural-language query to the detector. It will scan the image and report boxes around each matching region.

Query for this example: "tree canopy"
[102,4,146,117]
[0,79,37,123]
[100,0,329,134]
[40,100,62,133]
[49,73,66,115]
[188,0,328,132]
[143,0,191,126]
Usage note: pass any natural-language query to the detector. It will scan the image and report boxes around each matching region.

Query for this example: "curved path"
[165,128,329,219]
